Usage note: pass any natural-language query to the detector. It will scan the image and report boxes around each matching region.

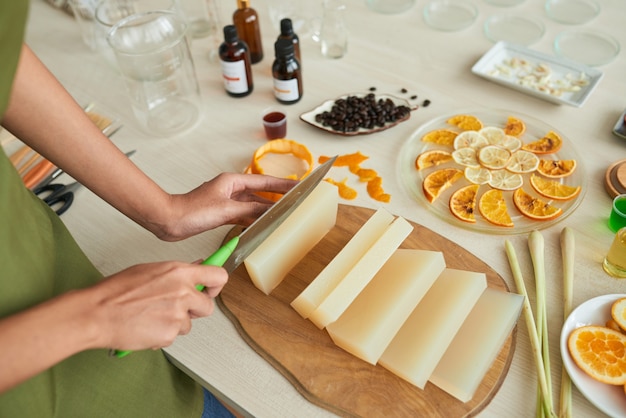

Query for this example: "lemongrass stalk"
[559,228,575,418]
[505,240,556,418]
[528,230,553,417]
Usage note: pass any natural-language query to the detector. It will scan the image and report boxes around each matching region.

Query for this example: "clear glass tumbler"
[320,0,348,59]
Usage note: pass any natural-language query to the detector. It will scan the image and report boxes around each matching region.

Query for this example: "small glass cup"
[603,227,626,278]
[609,194,626,232]
[107,11,202,136]
[365,0,415,14]
[263,111,287,140]
[320,0,348,59]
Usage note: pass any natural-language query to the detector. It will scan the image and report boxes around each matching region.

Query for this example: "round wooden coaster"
[605,159,626,198]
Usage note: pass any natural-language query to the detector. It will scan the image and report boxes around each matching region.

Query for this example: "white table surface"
[20,0,626,416]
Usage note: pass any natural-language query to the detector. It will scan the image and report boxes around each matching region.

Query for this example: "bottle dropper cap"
[223,25,238,43]
[280,18,294,36]
[275,38,295,57]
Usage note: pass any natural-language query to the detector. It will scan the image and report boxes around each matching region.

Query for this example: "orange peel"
[319,152,368,167]
[325,178,357,200]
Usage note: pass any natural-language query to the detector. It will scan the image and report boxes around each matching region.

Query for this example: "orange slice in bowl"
[447,114,483,131]
[513,188,562,220]
[450,184,479,223]
[529,173,581,200]
[503,116,526,137]
[536,159,577,178]
[521,131,563,154]
[422,168,464,203]
[422,129,458,145]
[478,189,513,227]
[568,325,626,385]
[415,149,453,170]
[612,298,626,332]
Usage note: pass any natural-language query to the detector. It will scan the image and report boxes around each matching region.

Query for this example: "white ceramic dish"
[561,294,626,418]
[484,15,545,46]
[555,29,621,67]
[423,0,478,32]
[545,0,600,25]
[299,93,417,136]
[472,41,603,107]
[398,108,587,234]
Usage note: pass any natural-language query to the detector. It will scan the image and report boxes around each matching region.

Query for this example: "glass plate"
[483,0,525,6]
[561,294,626,418]
[545,0,600,25]
[423,0,478,32]
[484,15,545,46]
[397,109,587,235]
[555,29,620,67]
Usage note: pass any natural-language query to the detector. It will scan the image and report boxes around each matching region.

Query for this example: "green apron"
[0,2,203,416]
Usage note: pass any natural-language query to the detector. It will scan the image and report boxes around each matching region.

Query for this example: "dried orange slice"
[503,116,526,137]
[447,114,483,131]
[568,325,626,385]
[478,145,511,170]
[513,188,563,220]
[422,168,464,203]
[422,129,458,145]
[415,149,453,170]
[450,184,479,223]
[478,189,513,227]
[464,166,491,185]
[452,147,479,167]
[529,173,581,200]
[536,159,577,178]
[488,170,523,191]
[612,298,626,332]
[521,131,563,154]
[453,131,488,150]
[506,150,540,174]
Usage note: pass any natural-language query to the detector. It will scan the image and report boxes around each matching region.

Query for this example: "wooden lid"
[605,159,626,198]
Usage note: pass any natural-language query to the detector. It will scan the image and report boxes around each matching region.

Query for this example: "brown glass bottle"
[233,0,263,64]
[277,18,301,65]
[272,38,302,104]
[219,25,253,97]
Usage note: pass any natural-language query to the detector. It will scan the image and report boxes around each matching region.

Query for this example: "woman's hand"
[153,173,298,241]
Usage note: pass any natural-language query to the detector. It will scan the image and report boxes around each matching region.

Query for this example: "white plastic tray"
[471,41,603,107]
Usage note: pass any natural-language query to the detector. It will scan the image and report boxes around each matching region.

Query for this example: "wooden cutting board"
[216,205,516,417]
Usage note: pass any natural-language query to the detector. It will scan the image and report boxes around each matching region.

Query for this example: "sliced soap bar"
[326,249,446,365]
[429,287,523,402]
[308,216,414,329]
[378,268,487,389]
[244,181,338,295]
[290,208,395,319]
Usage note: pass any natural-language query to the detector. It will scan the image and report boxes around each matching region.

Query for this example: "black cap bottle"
[219,25,253,97]
[272,38,302,104]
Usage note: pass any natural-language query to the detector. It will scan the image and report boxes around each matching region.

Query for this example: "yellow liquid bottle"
[603,227,626,278]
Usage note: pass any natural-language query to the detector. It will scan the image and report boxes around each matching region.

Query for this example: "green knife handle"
[113,236,240,359]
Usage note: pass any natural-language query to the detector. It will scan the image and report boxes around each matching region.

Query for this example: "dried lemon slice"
[568,325,626,385]
[489,170,523,191]
[478,145,512,170]
[449,184,479,223]
[529,173,581,200]
[422,129,458,145]
[422,168,464,203]
[453,131,488,150]
[522,131,563,154]
[415,149,453,170]
[464,166,492,185]
[506,150,540,174]
[452,147,479,167]
[479,126,507,145]
[513,188,562,220]
[447,114,483,131]
[478,189,513,227]
[536,159,577,178]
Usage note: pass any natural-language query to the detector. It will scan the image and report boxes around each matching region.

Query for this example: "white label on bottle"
[220,60,249,94]
[273,78,299,102]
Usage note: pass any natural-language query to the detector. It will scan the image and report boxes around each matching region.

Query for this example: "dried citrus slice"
[464,166,491,185]
[478,145,511,170]
[479,126,507,145]
[422,129,458,145]
[488,169,523,191]
[478,189,513,227]
[415,149,453,170]
[447,114,483,131]
[449,184,479,223]
[453,131,488,150]
[568,325,626,385]
[503,116,526,137]
[612,298,626,332]
[506,150,540,174]
[500,135,523,152]
[529,173,581,200]
[513,188,563,220]
[536,159,577,178]
[422,168,464,203]
[452,147,479,167]
[522,131,563,154]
